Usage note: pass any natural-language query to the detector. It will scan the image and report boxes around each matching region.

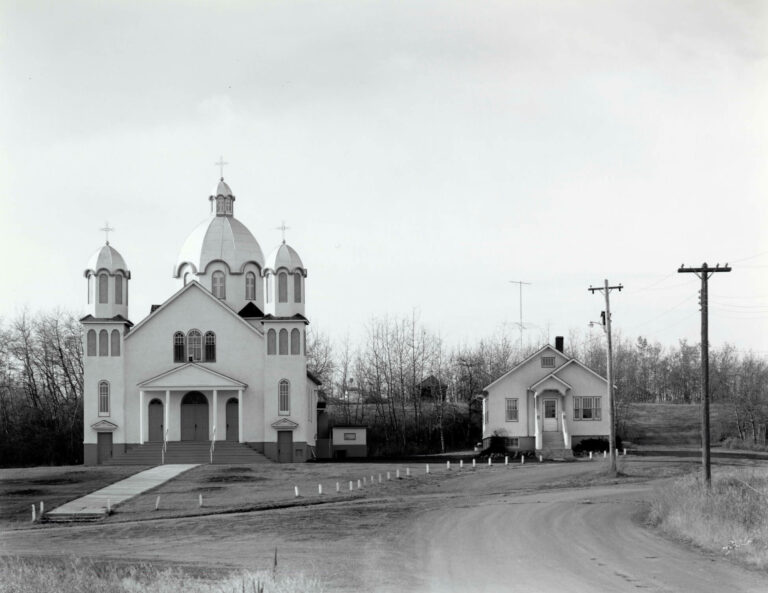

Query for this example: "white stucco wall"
[83,323,127,445]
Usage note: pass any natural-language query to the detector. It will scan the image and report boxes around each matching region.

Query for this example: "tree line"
[0,309,765,466]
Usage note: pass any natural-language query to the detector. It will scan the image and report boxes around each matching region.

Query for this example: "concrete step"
[107,442,271,465]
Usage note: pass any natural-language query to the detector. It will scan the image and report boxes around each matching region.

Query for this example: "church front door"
[180,391,209,441]
[277,430,293,462]
[226,398,239,442]
[148,399,164,442]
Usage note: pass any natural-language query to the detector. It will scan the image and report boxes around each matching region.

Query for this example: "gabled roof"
[238,302,265,318]
[262,313,309,323]
[271,418,299,430]
[138,363,247,390]
[556,359,608,384]
[125,280,263,340]
[307,370,322,386]
[530,373,573,392]
[483,345,567,391]
[80,314,134,326]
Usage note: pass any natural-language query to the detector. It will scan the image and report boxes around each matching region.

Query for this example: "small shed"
[331,425,368,458]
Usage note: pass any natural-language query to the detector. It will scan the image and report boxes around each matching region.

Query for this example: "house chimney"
[555,336,564,353]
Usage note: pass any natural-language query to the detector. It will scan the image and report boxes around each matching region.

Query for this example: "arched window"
[294,274,302,303]
[266,274,273,303]
[98,381,110,415]
[278,272,288,303]
[110,330,120,356]
[98,274,108,304]
[278,379,290,415]
[87,330,96,356]
[115,275,123,305]
[98,330,109,356]
[267,329,276,355]
[87,275,93,304]
[187,330,202,362]
[245,272,256,300]
[205,331,216,362]
[290,329,300,355]
[278,329,288,355]
[212,271,226,299]
[173,332,185,362]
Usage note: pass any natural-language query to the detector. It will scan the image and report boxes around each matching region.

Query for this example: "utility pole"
[588,279,623,474]
[678,262,731,487]
[509,280,531,354]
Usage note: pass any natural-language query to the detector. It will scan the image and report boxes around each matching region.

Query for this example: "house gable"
[484,345,570,393]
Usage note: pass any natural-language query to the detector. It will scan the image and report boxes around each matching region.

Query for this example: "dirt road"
[2,459,767,592]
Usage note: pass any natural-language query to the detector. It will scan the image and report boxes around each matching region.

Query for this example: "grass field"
[624,403,735,446]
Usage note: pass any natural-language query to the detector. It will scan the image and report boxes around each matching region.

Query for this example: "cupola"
[264,241,307,317]
[84,241,131,319]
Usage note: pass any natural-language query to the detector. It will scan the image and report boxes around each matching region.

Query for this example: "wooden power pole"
[678,262,731,486]
[589,279,623,474]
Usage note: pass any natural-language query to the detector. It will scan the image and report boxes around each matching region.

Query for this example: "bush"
[720,437,768,452]
[572,436,623,455]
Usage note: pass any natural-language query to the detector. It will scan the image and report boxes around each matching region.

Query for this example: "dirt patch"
[206,474,265,483]
[6,489,46,496]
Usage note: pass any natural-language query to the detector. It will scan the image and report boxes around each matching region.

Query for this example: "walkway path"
[45,464,197,521]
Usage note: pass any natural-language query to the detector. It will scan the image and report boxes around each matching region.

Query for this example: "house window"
[98,381,110,416]
[87,330,96,356]
[245,272,256,300]
[173,332,185,362]
[212,271,226,299]
[187,330,202,361]
[278,329,288,355]
[290,329,300,355]
[541,356,555,368]
[98,274,108,304]
[110,330,120,356]
[266,274,273,303]
[204,331,216,361]
[278,379,290,415]
[505,398,518,422]
[574,396,602,420]
[294,274,302,303]
[99,330,109,356]
[115,275,123,305]
[344,433,357,441]
[278,272,288,303]
[267,329,276,355]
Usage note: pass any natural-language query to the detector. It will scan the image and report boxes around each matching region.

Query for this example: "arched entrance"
[180,391,209,441]
[148,399,164,442]
[225,398,239,442]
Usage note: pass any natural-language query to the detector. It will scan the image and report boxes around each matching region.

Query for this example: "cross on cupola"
[100,222,115,245]
[275,221,290,244]
[215,156,228,179]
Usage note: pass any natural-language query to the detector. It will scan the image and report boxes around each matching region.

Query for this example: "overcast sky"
[1,0,766,353]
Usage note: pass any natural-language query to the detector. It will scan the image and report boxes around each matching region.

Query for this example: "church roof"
[265,242,305,274]
[215,178,233,197]
[80,314,133,326]
[174,214,265,276]
[85,243,130,277]
[238,302,265,318]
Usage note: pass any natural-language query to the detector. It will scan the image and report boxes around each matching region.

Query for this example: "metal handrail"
[162,428,168,464]
[209,427,216,464]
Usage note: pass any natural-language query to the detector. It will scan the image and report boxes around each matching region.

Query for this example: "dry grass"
[649,467,768,568]
[0,557,323,593]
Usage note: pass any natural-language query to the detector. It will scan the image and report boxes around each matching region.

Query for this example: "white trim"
[556,359,609,384]
[483,345,565,391]
[530,373,573,392]
[137,362,247,389]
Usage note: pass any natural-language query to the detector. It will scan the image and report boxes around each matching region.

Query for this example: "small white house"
[481,340,609,458]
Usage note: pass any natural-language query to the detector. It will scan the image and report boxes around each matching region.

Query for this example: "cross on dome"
[215,156,229,179]
[100,222,115,245]
[275,220,290,244]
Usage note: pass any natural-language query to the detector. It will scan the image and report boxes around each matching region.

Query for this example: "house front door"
[226,398,238,442]
[543,399,558,431]
[277,430,293,462]
[181,391,209,441]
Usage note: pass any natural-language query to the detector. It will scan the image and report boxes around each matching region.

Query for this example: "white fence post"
[539,455,543,463]
[426,464,430,475]
[31,504,36,522]
[472,459,476,470]
[155,496,161,511]
[294,486,299,498]
[349,481,353,491]
[460,459,464,469]
[336,482,340,493]
[406,467,411,478]
[396,469,401,479]
[387,471,391,481]
[199,494,203,507]
[378,474,382,483]
[318,484,323,495]
[488,458,492,467]
[521,456,525,465]
[505,456,508,465]
[447,460,451,471]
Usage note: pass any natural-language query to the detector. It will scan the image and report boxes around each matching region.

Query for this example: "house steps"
[108,441,271,465]
[538,431,574,460]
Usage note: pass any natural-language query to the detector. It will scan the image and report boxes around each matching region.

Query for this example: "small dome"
[175,215,265,276]
[266,242,305,273]
[215,178,233,197]
[85,243,130,277]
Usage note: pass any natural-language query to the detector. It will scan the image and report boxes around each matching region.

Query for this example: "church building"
[81,175,319,464]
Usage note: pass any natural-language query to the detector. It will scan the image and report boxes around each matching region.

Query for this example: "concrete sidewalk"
[45,464,197,521]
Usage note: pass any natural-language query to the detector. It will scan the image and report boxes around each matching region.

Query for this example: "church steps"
[108,442,271,465]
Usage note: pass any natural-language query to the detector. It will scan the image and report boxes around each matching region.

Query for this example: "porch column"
[238,389,244,443]
[164,390,170,443]
[534,393,542,450]
[139,390,145,444]
[212,389,218,441]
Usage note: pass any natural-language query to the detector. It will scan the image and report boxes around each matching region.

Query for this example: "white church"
[81,174,320,464]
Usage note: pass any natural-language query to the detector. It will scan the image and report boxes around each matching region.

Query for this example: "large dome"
[85,243,130,277]
[175,215,265,276]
